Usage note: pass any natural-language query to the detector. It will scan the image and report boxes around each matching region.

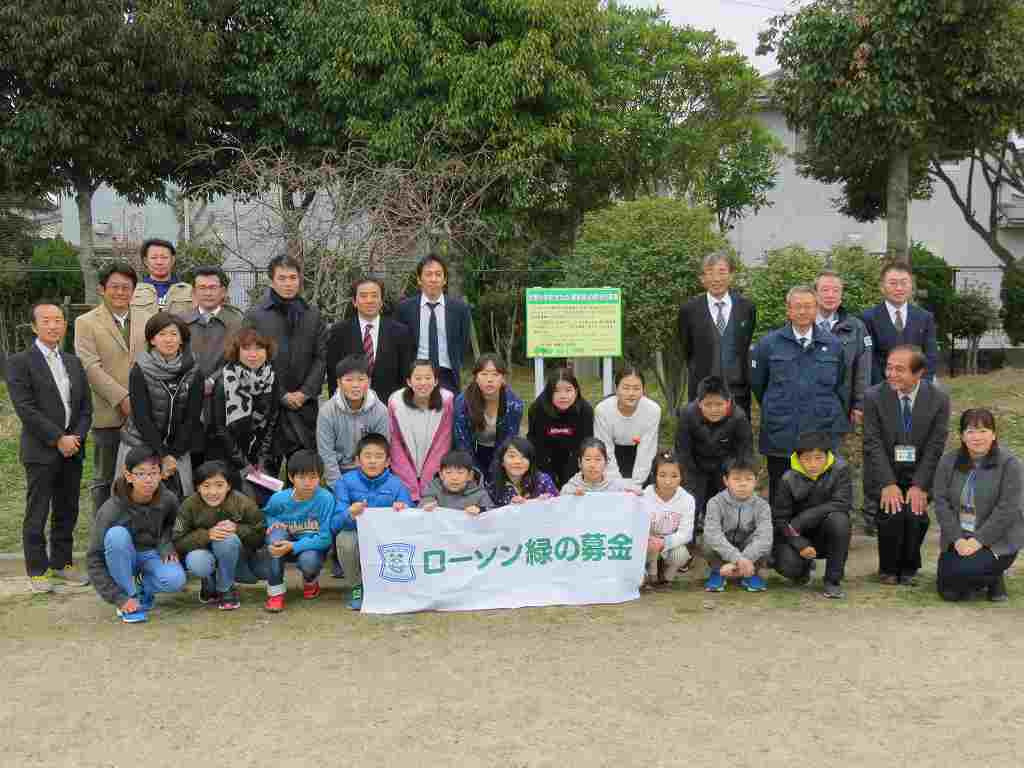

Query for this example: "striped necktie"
[363,323,375,371]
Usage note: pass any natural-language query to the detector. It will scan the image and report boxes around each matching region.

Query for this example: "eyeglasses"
[130,470,162,481]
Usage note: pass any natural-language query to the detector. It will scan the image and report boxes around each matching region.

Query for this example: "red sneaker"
[264,594,285,612]
[302,580,321,600]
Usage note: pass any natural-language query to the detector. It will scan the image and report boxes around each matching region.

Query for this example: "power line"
[719,0,788,12]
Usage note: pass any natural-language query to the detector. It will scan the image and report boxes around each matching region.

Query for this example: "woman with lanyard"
[933,408,1024,602]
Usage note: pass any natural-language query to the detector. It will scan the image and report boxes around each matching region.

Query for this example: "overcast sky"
[629,0,808,73]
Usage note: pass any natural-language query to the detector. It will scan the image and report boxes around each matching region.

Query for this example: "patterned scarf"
[223,361,275,427]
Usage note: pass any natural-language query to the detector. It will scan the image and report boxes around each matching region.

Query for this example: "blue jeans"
[266,528,324,595]
[184,534,267,592]
[104,526,186,600]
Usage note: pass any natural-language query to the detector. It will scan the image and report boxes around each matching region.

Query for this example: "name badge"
[894,445,916,463]
[960,510,977,533]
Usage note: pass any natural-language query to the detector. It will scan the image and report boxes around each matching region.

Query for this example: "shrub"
[739,245,823,339]
[948,282,999,374]
[1000,263,1024,346]
[908,242,955,349]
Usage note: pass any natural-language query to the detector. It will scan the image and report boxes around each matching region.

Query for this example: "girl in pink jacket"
[388,359,454,501]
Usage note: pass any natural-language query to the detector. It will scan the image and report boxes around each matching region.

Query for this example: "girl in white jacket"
[642,451,695,585]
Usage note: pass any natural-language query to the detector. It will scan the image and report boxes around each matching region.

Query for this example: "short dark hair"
[415,253,448,280]
[578,437,608,461]
[144,312,190,346]
[29,300,64,324]
[723,455,759,478]
[440,450,475,471]
[336,354,370,380]
[888,344,926,373]
[356,432,390,458]
[98,261,138,289]
[193,266,228,288]
[696,375,732,402]
[539,367,585,419]
[114,446,163,501]
[351,276,385,299]
[224,326,277,363]
[267,253,302,280]
[614,363,645,389]
[880,261,913,283]
[140,238,176,262]
[795,431,831,457]
[195,460,232,488]
[287,449,323,479]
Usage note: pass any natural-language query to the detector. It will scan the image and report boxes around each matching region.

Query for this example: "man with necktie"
[6,302,93,591]
[862,345,950,585]
[397,254,472,395]
[861,262,938,385]
[678,250,756,416]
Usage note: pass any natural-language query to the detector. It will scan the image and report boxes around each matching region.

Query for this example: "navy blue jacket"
[860,303,938,385]
[750,324,848,458]
[396,293,473,381]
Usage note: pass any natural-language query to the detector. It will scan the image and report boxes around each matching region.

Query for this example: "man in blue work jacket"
[751,285,849,507]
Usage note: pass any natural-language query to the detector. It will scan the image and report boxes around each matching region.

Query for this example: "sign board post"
[525,288,623,397]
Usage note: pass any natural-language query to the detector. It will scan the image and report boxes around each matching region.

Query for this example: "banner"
[356,494,649,614]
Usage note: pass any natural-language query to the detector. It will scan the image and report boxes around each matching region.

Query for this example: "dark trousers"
[687,469,726,534]
[766,455,790,508]
[733,393,751,422]
[875,498,930,577]
[773,512,852,584]
[438,367,460,395]
[90,427,121,517]
[24,458,84,576]
[937,546,1016,598]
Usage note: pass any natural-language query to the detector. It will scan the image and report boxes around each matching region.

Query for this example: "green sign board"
[525,288,623,358]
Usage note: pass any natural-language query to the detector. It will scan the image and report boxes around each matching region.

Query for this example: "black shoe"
[823,581,846,599]
[863,524,877,537]
[899,571,919,586]
[988,575,1009,602]
[940,590,969,602]
[199,579,219,604]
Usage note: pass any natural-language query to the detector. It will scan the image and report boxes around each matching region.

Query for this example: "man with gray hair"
[678,250,757,416]
[751,285,849,505]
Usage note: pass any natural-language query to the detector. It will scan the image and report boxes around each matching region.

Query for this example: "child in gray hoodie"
[316,355,390,486]
[561,438,636,495]
[421,451,495,516]
[703,455,773,593]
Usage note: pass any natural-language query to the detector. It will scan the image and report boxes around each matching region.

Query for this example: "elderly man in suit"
[677,250,757,416]
[7,301,93,591]
[861,262,938,385]
[325,277,414,402]
[75,261,142,516]
[396,253,472,394]
[863,345,950,585]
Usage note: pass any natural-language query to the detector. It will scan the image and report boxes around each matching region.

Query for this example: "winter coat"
[315,389,390,486]
[173,490,266,555]
[331,468,415,532]
[527,397,595,489]
[420,469,495,511]
[453,387,524,464]
[773,453,852,552]
[703,490,773,564]
[388,388,455,501]
[210,366,281,472]
[674,401,753,481]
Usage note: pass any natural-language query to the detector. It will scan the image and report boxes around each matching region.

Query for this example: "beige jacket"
[74,303,139,429]
[129,282,193,353]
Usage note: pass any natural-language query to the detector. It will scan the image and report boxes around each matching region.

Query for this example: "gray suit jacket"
[862,380,950,497]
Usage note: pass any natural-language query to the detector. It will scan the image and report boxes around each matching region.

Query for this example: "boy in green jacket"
[174,460,266,610]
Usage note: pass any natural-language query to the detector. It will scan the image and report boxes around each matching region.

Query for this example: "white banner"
[356,494,650,614]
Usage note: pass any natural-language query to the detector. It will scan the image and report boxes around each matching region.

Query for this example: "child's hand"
[269,540,293,558]
[737,558,755,578]
[266,522,287,533]
[348,501,367,518]
[393,501,407,511]
[647,536,664,555]
[574,488,586,497]
[799,545,817,560]
[464,505,481,516]
[422,501,438,511]
[720,563,738,578]
[511,496,526,505]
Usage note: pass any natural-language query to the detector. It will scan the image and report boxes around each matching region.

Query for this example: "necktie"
[902,395,913,435]
[800,337,810,350]
[715,301,726,334]
[117,315,129,345]
[363,323,375,372]
[818,319,830,335]
[427,302,440,369]
[47,349,71,428]
[894,308,904,333]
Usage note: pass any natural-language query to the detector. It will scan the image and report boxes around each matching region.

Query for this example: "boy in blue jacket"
[263,450,335,613]
[332,433,413,610]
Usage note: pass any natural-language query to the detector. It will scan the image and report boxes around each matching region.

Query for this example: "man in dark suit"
[678,250,757,416]
[326,277,414,402]
[861,262,939,385]
[6,301,93,591]
[396,253,473,394]
[863,345,950,585]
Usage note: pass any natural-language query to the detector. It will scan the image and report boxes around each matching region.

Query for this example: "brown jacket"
[129,282,193,354]
[74,302,141,429]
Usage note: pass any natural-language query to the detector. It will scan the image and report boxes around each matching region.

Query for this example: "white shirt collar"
[885,300,909,316]
[421,293,446,308]
[199,305,222,318]
[897,381,921,406]
[817,312,836,326]
[706,292,731,310]
[359,314,380,330]
[35,338,61,358]
[792,325,813,343]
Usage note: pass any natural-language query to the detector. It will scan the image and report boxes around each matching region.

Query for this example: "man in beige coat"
[130,238,193,349]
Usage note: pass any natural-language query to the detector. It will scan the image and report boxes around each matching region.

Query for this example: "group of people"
[6,243,1022,622]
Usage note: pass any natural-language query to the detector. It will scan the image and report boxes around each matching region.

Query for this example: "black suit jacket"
[5,343,92,464]
[396,293,473,378]
[325,315,414,401]
[677,291,756,401]
[862,380,950,498]
[860,303,938,385]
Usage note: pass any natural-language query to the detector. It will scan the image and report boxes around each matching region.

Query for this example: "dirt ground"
[1,530,1022,768]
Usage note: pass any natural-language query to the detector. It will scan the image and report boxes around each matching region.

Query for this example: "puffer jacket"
[121,353,202,458]
[772,453,852,552]
[173,490,266,555]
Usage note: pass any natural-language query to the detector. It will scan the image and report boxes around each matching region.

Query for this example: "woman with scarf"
[210,326,281,503]
[116,313,203,497]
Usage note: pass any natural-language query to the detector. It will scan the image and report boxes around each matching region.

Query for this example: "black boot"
[988,574,1009,602]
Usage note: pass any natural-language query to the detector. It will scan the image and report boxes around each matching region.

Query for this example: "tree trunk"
[886,149,910,264]
[75,179,99,304]
[653,348,682,415]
